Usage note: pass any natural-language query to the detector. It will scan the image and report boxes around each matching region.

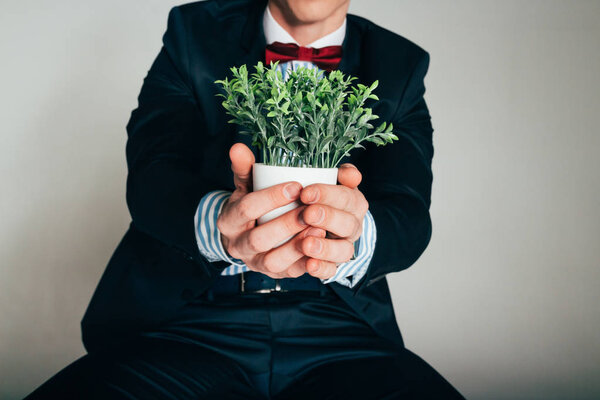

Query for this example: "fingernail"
[309,238,322,254]
[313,207,325,224]
[298,211,307,226]
[306,188,319,204]
[284,183,301,200]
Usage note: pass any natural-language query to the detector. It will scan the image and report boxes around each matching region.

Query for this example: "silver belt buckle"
[240,273,287,293]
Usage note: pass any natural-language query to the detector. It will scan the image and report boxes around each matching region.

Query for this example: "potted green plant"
[215,62,397,225]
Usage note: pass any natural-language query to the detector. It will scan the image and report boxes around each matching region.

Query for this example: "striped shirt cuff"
[194,190,245,266]
[320,210,377,288]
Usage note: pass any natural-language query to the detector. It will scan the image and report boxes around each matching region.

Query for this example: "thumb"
[337,163,362,189]
[230,143,255,193]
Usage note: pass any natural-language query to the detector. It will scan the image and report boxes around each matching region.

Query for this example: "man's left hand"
[297,163,369,280]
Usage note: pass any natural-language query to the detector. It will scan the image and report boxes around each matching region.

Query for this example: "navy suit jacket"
[81,0,433,353]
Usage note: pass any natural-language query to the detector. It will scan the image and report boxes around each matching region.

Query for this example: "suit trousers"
[26,283,464,399]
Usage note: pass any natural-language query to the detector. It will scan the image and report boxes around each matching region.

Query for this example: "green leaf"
[374,121,386,133]
[367,136,385,146]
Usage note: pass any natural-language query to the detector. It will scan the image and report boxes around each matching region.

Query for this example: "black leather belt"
[207,271,331,297]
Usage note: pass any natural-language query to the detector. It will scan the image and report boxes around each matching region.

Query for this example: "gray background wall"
[1,1,599,398]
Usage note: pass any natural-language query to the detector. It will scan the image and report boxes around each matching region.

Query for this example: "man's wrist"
[195,190,236,263]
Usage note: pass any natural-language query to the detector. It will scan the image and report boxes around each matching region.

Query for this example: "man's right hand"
[217,143,325,279]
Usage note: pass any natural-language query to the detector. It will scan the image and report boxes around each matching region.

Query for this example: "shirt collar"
[263,4,346,48]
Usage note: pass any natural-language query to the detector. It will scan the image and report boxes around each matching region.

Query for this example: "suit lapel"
[230,0,268,161]
[240,0,268,58]
[338,16,363,79]
[336,16,366,166]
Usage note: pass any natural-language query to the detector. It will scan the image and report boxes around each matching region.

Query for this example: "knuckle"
[268,186,284,205]
[360,197,369,215]
[221,195,235,211]
[243,220,256,232]
[216,217,228,235]
[248,259,270,276]
[246,231,266,253]
[282,212,300,233]
[343,191,353,211]
[229,248,242,259]
[262,254,282,273]
[225,241,238,257]
[345,189,359,212]
[237,197,254,220]
[245,259,260,272]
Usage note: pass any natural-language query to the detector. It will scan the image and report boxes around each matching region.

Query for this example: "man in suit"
[27,0,464,398]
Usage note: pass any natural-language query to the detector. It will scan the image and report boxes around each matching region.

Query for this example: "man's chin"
[272,0,349,25]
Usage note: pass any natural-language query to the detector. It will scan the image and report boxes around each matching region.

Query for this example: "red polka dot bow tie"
[265,41,343,72]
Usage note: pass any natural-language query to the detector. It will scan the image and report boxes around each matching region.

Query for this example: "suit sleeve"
[352,51,433,294]
[125,7,229,273]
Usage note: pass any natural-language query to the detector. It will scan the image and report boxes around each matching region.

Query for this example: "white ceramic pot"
[252,163,338,226]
